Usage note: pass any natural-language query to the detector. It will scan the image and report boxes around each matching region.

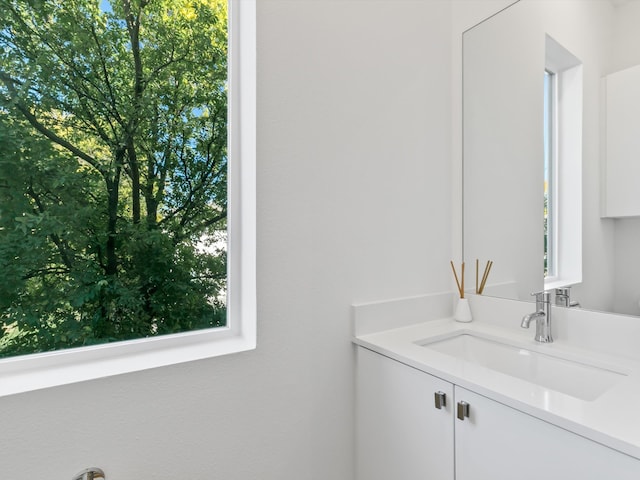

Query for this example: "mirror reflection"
[463,0,640,316]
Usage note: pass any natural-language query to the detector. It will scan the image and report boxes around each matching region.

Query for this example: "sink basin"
[419,333,625,401]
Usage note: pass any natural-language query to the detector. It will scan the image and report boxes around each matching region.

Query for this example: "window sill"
[0,326,256,397]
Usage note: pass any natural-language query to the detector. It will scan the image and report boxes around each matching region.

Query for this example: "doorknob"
[434,391,447,409]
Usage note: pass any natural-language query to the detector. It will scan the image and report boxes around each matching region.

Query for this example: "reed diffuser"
[475,259,493,295]
[450,261,472,322]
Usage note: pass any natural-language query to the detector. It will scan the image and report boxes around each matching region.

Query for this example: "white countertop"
[354,313,640,461]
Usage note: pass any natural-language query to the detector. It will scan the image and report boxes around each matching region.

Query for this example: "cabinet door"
[455,386,640,480]
[356,347,454,480]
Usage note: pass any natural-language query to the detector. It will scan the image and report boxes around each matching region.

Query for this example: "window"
[543,35,582,291]
[543,69,556,278]
[0,0,255,396]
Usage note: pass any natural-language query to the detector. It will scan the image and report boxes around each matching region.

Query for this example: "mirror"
[463,0,640,316]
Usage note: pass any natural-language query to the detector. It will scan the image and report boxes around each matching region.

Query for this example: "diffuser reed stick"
[475,259,479,295]
[476,260,493,295]
[450,260,465,299]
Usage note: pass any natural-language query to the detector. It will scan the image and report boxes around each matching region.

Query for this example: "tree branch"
[89,22,125,129]
[0,70,104,174]
[22,267,71,281]
[25,184,75,270]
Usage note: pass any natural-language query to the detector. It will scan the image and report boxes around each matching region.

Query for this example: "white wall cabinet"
[603,64,640,218]
[357,347,640,480]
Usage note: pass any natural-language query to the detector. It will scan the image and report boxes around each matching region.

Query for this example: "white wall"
[0,1,454,479]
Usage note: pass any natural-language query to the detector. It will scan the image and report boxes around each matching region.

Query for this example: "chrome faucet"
[521,291,553,343]
[555,287,580,308]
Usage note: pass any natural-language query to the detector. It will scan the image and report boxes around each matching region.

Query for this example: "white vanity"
[354,294,640,480]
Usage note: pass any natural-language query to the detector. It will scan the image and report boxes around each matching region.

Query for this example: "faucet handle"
[530,291,550,303]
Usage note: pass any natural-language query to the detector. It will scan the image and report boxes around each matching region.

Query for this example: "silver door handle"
[434,391,447,409]
[457,401,470,420]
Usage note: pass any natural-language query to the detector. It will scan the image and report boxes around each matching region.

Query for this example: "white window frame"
[0,0,256,398]
[544,68,558,280]
[543,35,582,292]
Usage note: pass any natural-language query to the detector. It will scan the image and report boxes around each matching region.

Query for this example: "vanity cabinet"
[356,346,454,480]
[357,347,640,480]
[455,386,640,480]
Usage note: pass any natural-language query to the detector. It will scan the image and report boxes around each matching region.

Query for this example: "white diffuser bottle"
[454,297,472,322]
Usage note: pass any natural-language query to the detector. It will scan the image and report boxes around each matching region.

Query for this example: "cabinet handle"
[434,391,447,409]
[457,401,470,420]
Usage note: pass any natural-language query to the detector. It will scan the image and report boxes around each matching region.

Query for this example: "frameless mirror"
[463,0,640,316]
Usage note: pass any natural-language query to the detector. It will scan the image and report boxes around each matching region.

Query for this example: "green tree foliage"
[0,0,228,357]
